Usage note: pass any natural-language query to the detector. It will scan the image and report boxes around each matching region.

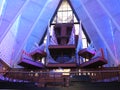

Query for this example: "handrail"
[1,68,120,84]
[0,69,120,74]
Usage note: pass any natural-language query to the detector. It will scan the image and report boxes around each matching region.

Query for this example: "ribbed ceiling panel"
[0,0,28,43]
[12,0,60,66]
[12,0,47,66]
[70,0,105,49]
[24,0,61,52]
[70,0,117,66]
[82,0,115,51]
[97,0,120,65]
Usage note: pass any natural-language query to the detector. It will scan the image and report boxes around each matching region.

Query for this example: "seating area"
[0,59,10,71]
[78,48,95,59]
[29,49,46,60]
[18,56,45,69]
[2,68,70,87]
[0,74,120,89]
[40,73,69,87]
[0,65,120,89]
[79,48,107,68]
[18,50,45,69]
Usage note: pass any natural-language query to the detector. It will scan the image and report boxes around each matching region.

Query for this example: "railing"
[0,68,120,87]
[0,70,69,87]
[77,70,120,82]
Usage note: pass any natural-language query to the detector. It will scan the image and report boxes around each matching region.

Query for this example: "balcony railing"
[0,68,120,87]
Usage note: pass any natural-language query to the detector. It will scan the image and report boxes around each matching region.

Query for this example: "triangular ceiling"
[0,0,120,67]
[49,0,90,48]
[51,0,79,24]
[25,0,81,53]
